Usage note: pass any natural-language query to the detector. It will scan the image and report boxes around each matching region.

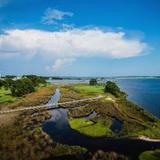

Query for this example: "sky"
[0,0,160,77]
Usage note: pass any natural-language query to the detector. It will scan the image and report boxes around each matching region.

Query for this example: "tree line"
[89,78,126,97]
[0,75,47,97]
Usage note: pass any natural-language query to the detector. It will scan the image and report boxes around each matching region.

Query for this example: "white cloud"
[45,58,75,72]
[42,8,73,25]
[0,28,148,71]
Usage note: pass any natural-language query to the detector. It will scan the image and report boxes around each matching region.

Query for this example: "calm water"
[111,118,122,133]
[48,79,89,85]
[115,79,160,118]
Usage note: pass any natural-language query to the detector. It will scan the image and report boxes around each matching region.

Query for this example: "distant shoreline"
[49,76,160,81]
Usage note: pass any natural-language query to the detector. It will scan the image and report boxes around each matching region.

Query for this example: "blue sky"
[0,0,160,76]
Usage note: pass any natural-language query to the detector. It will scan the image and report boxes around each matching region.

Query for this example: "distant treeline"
[1,75,50,80]
[1,75,65,80]
[0,75,88,80]
[0,75,47,97]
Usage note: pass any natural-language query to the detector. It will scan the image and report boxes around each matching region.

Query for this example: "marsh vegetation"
[64,82,160,139]
[0,79,160,160]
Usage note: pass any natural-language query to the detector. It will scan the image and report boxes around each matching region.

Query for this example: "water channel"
[43,89,160,159]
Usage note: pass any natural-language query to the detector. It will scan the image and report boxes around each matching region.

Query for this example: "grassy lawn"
[0,87,18,103]
[139,150,160,160]
[0,84,51,104]
[69,117,112,137]
[73,84,104,95]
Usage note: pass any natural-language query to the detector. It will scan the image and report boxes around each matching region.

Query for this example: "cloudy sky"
[0,0,160,76]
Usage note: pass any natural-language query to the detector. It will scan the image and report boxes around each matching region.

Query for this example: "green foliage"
[89,78,97,85]
[3,78,14,89]
[4,75,16,79]
[70,117,94,128]
[51,77,63,80]
[139,149,160,160]
[10,78,35,97]
[52,143,87,157]
[137,121,160,139]
[24,75,46,87]
[0,87,18,103]
[0,79,4,88]
[104,81,125,97]
[0,75,47,98]
[73,84,104,95]
[69,118,112,137]
[91,150,128,160]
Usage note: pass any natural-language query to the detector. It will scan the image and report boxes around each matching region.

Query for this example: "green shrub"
[89,78,97,86]
[0,79,4,88]
[3,78,14,89]
[104,81,125,97]
[24,75,46,87]
[139,150,160,160]
[10,78,35,97]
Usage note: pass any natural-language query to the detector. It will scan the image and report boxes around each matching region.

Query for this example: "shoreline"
[137,136,160,142]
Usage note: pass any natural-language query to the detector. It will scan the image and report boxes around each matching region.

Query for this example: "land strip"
[0,95,103,114]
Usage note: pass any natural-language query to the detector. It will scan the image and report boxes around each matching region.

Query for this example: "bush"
[10,78,35,97]
[24,75,46,87]
[3,78,14,89]
[104,81,123,97]
[1,75,46,97]
[89,79,97,86]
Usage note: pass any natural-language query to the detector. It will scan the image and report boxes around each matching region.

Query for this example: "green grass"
[139,150,160,160]
[73,84,104,95]
[69,117,112,137]
[0,87,18,103]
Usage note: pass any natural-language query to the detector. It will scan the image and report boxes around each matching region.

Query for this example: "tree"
[104,81,122,97]
[89,79,97,85]
[3,78,14,89]
[24,75,46,87]
[11,78,35,97]
[5,75,16,79]
[0,80,4,88]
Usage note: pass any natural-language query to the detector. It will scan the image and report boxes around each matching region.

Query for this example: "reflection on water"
[111,118,122,133]
[47,88,61,106]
